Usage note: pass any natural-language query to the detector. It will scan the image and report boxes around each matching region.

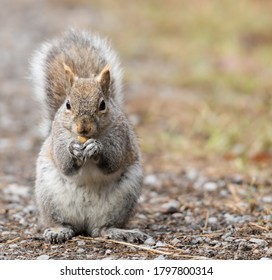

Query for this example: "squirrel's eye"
[66,100,71,110]
[99,99,106,112]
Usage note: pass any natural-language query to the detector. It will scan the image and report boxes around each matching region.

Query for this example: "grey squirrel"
[30,29,148,244]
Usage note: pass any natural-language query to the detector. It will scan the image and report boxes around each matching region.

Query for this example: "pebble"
[224,237,234,242]
[260,257,272,260]
[170,238,180,246]
[238,241,253,251]
[265,248,272,256]
[137,214,148,220]
[220,189,229,197]
[3,184,30,198]
[155,241,166,247]
[76,248,85,254]
[203,182,218,192]
[77,240,86,246]
[184,215,193,224]
[144,237,156,246]
[263,215,272,222]
[194,176,207,189]
[9,244,18,249]
[208,217,218,224]
[161,199,180,214]
[1,231,13,236]
[36,255,50,260]
[144,174,160,186]
[221,231,234,240]
[105,249,112,255]
[232,175,243,184]
[172,212,183,218]
[23,205,36,214]
[249,238,268,248]
[186,169,199,181]
[191,237,203,244]
[224,213,251,224]
[261,196,272,203]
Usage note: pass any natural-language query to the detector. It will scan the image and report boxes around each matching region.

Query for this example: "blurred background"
[1,0,272,184]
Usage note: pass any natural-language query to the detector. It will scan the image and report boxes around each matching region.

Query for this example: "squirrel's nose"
[76,121,92,136]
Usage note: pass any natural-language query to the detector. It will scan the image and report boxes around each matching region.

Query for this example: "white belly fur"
[35,155,141,235]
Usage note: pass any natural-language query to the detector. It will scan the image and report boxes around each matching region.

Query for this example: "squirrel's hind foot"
[100,227,150,244]
[43,227,75,244]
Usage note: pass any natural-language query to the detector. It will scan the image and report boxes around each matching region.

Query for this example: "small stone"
[144,237,156,246]
[23,205,36,214]
[144,174,160,186]
[76,248,85,254]
[220,190,229,197]
[238,241,253,251]
[266,248,272,256]
[36,255,50,260]
[105,249,112,255]
[194,176,207,189]
[184,215,193,224]
[262,196,272,203]
[137,214,147,220]
[161,199,180,214]
[232,175,243,184]
[263,215,272,222]
[3,184,30,198]
[170,238,181,246]
[249,238,268,248]
[224,237,234,242]
[235,239,246,243]
[203,182,218,192]
[172,212,183,218]
[186,169,199,181]
[260,257,272,260]
[86,254,95,259]
[155,241,166,247]
[224,213,238,224]
[2,231,12,236]
[208,217,218,224]
[9,244,18,249]
[77,240,86,246]
[192,237,203,244]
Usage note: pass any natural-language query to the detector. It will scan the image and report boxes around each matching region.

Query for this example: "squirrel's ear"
[96,65,110,97]
[63,63,75,88]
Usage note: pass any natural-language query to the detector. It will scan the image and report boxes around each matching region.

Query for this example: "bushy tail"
[30,29,123,136]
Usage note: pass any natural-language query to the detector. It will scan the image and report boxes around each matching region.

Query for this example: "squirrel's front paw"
[68,140,84,162]
[83,138,102,161]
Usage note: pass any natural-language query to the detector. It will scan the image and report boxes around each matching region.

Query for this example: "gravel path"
[1,170,271,260]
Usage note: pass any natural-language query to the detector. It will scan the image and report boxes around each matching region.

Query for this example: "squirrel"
[30,29,148,244]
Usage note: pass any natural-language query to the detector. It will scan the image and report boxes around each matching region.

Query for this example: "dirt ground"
[0,0,271,260]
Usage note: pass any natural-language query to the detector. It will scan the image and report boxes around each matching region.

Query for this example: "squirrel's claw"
[43,227,75,244]
[83,138,102,161]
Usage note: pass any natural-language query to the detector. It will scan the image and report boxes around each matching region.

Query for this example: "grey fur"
[31,30,147,244]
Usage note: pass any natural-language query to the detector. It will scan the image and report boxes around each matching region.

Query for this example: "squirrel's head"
[62,63,111,138]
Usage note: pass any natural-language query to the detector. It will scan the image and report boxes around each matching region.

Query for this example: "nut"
[77,136,88,144]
